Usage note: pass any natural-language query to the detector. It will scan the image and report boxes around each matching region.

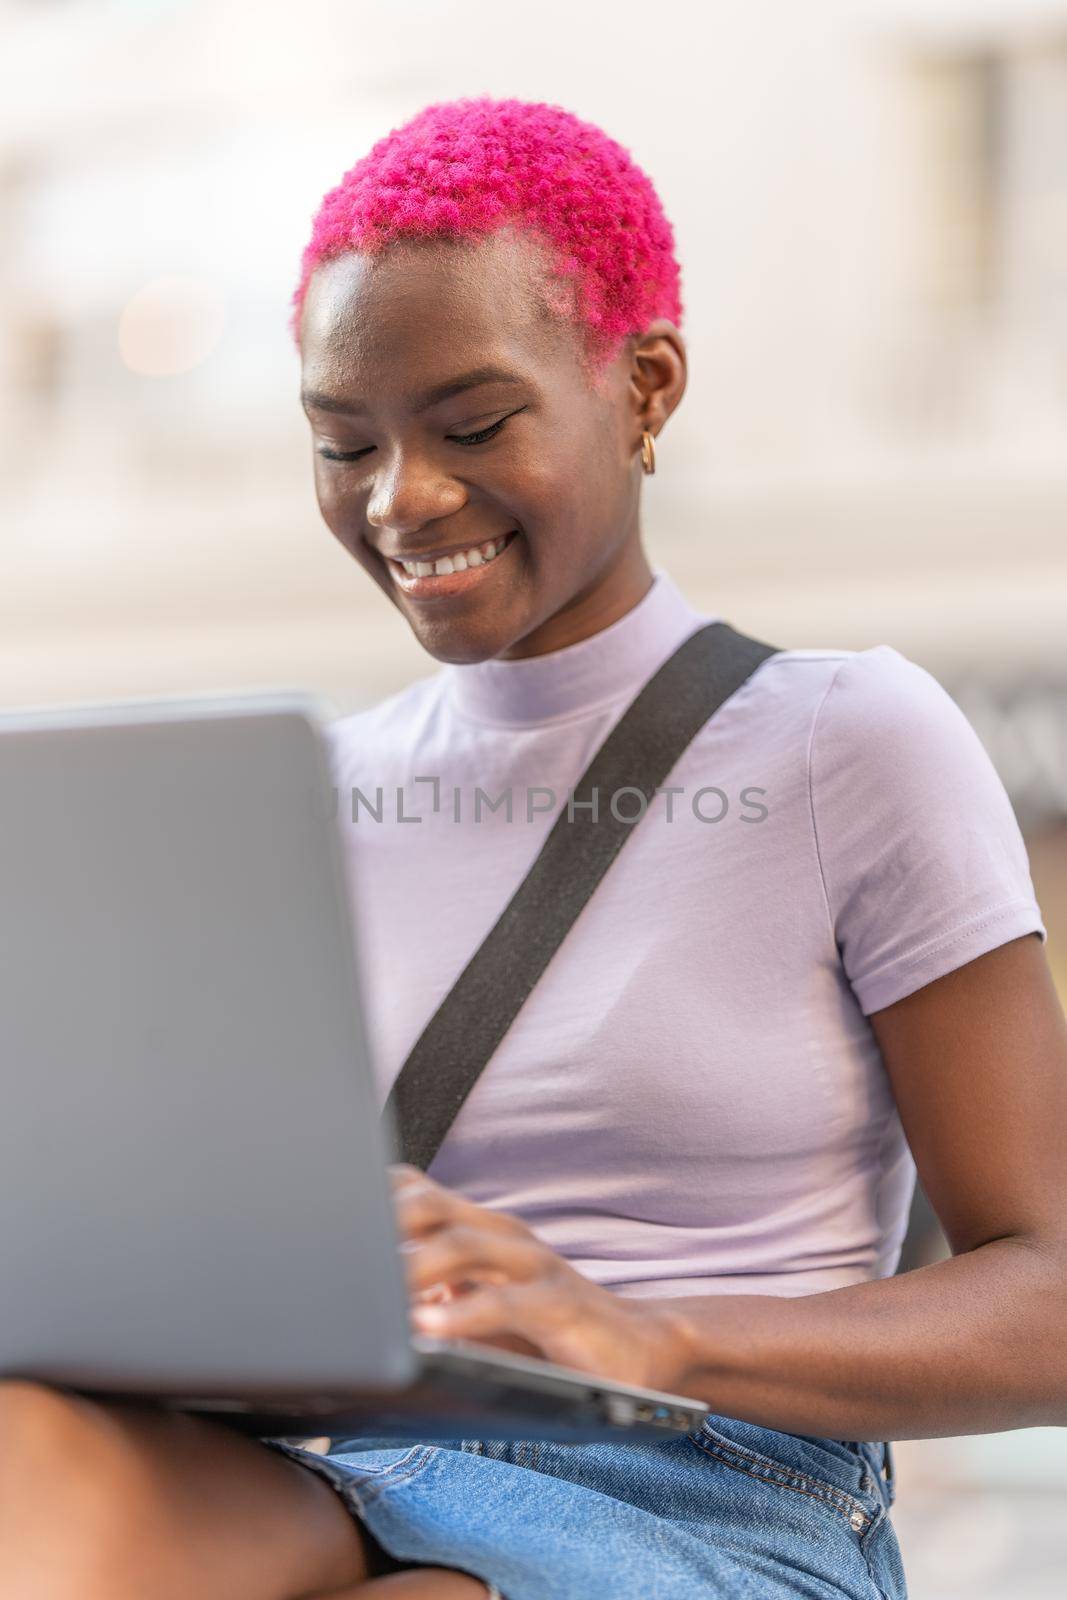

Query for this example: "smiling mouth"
[385,530,520,597]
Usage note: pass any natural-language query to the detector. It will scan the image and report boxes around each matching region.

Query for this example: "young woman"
[3,96,1066,1600]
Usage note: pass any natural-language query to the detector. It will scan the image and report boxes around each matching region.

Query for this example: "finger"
[411,1274,508,1311]
[411,1282,604,1378]
[409,1280,577,1357]
[388,1165,436,1201]
[401,1225,546,1299]
[392,1175,459,1231]
[412,1278,463,1306]
[410,1280,526,1340]
[389,1163,430,1186]
[395,1184,524,1248]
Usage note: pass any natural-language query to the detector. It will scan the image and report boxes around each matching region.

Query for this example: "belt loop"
[882,1440,895,1487]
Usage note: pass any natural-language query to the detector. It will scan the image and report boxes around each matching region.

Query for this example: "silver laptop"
[0,694,708,1443]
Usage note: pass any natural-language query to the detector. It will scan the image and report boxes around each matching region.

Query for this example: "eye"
[447,406,527,447]
[314,406,527,464]
[316,445,373,463]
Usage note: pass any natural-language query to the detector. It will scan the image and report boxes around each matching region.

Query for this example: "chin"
[406,609,520,666]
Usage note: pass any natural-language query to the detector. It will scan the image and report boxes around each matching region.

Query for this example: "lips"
[379,532,516,568]
[387,529,520,598]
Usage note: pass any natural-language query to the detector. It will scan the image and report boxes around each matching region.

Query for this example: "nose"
[365,451,467,536]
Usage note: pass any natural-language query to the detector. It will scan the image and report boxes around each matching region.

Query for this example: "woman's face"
[298,228,684,662]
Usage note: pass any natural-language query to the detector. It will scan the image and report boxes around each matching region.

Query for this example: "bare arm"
[648,934,1067,1439]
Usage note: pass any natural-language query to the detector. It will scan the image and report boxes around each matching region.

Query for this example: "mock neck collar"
[442,567,715,728]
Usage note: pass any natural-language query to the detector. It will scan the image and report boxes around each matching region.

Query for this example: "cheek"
[315,470,364,546]
[314,462,348,517]
[510,430,593,519]
[314,474,389,582]
[540,438,618,542]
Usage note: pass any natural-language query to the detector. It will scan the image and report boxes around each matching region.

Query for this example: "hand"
[389,1164,688,1392]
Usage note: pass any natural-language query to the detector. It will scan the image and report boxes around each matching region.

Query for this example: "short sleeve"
[809,646,1046,1015]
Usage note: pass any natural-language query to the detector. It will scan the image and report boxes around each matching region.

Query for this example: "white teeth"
[398,531,513,578]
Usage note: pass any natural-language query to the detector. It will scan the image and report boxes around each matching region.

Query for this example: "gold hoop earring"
[640,430,656,476]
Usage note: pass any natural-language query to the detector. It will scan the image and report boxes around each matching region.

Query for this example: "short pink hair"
[290,96,683,373]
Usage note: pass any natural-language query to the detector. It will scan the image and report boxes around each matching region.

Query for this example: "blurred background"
[1,1,1065,1593]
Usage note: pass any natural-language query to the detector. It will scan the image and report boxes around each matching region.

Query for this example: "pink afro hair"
[290,96,683,373]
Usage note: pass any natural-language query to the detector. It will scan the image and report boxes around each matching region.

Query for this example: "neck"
[443,566,713,728]
[495,540,654,660]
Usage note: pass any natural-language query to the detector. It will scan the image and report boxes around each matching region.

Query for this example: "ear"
[627,320,687,445]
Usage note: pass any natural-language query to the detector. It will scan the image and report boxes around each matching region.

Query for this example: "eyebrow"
[300,365,525,418]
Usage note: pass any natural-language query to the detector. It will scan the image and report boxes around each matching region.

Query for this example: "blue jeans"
[266,1410,907,1598]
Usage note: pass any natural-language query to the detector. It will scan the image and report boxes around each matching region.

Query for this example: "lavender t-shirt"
[328,569,1045,1299]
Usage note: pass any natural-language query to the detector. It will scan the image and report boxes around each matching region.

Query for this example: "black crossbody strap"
[383,621,779,1170]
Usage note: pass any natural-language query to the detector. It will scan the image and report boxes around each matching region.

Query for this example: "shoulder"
[794,644,1044,1011]
[734,641,957,759]
[786,640,1008,823]
[797,643,991,783]
[805,643,960,735]
[754,641,951,723]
